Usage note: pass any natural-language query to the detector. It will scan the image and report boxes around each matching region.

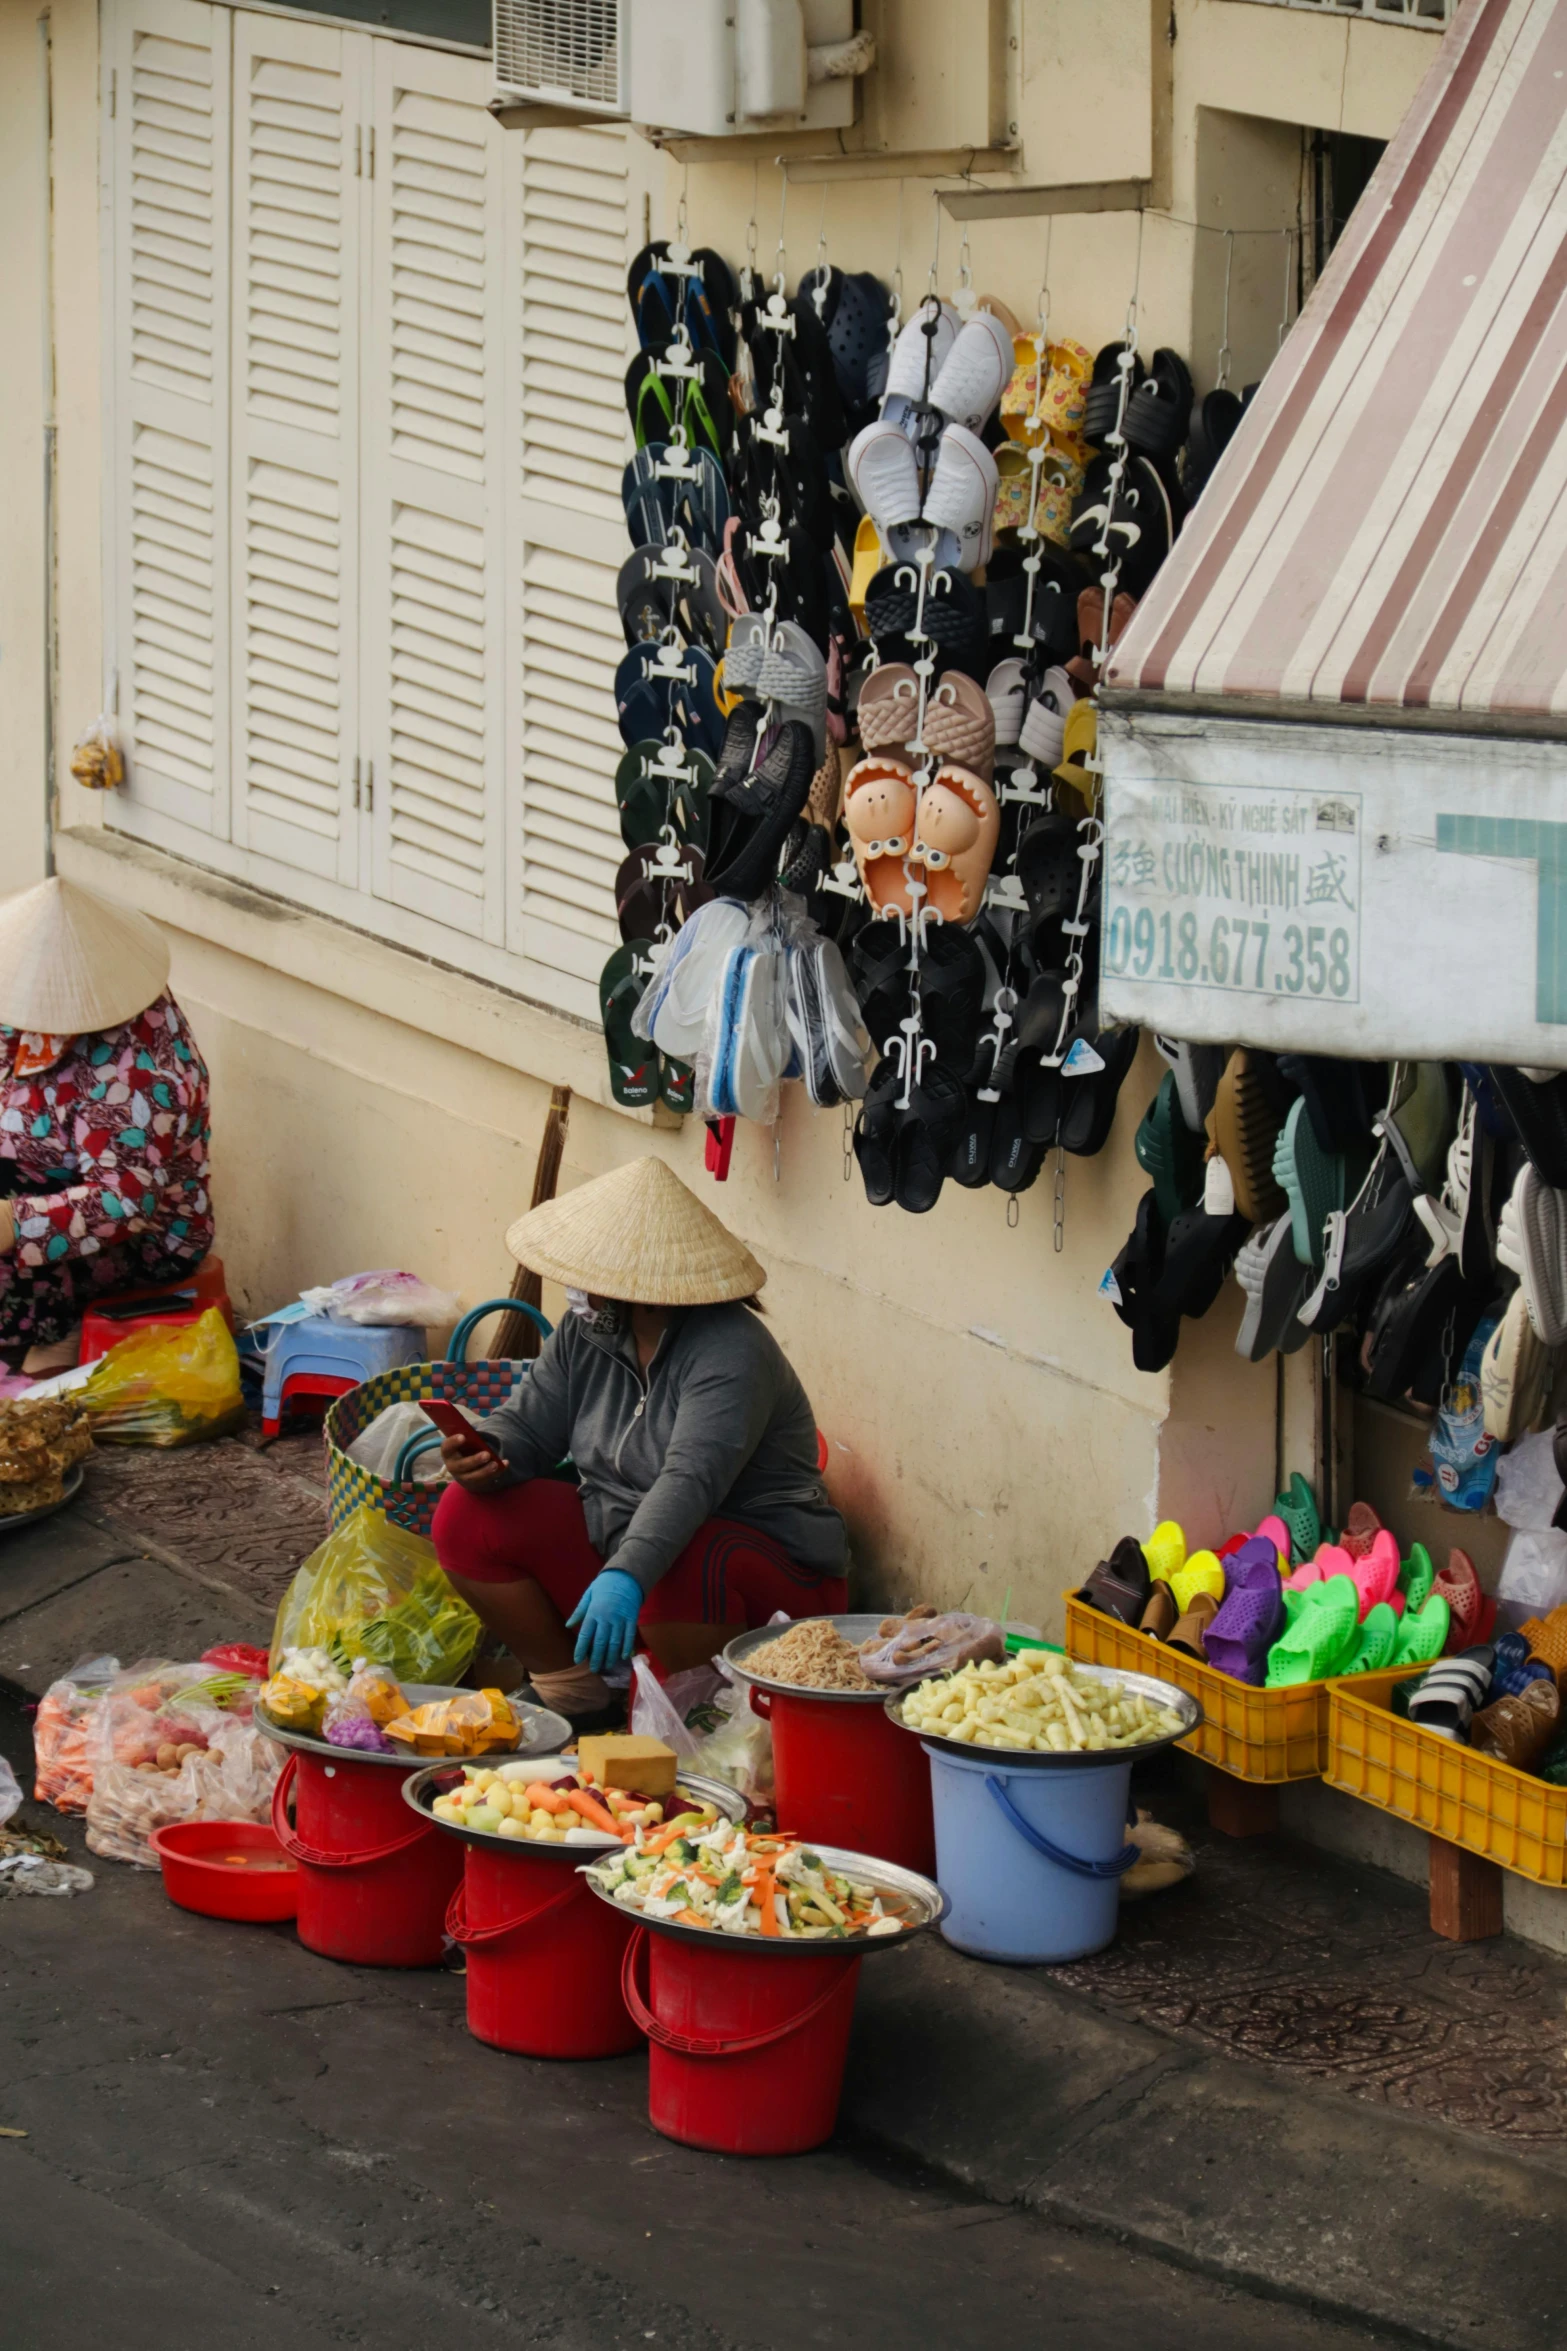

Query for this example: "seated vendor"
[0,877,213,1371]
[432,1155,847,1727]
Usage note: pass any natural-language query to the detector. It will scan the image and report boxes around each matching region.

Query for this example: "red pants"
[432,1476,847,1628]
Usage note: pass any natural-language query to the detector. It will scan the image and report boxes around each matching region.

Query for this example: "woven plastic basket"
[323,1298,549,1538]
[1066,1591,1409,1783]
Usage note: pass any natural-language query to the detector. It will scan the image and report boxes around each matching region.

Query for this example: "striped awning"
[1106,0,1567,731]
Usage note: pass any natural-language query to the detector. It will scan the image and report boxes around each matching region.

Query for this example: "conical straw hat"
[0,876,170,1034]
[506,1156,765,1306]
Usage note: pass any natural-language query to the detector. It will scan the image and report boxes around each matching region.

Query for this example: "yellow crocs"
[1171,1550,1226,1612]
[1143,1520,1187,1584]
[848,514,884,631]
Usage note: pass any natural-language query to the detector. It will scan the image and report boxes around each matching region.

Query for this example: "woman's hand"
[441,1433,509,1493]
[566,1567,643,1672]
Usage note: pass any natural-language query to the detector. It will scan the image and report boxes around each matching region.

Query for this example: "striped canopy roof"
[1107,0,1567,731]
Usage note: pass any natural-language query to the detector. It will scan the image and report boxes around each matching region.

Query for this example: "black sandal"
[894,1063,968,1214]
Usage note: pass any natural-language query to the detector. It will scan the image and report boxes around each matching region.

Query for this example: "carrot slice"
[753,1866,780,1936]
[525,1781,567,1814]
[566,1788,628,1839]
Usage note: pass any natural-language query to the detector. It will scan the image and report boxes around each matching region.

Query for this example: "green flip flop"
[1135,1070,1208,1230]
[1393,1591,1450,1667]
[1273,1095,1346,1270]
[1344,1600,1399,1675]
[615,742,714,856]
[1399,1542,1436,1613]
[599,943,661,1110]
[660,1057,696,1116]
[1265,1574,1359,1686]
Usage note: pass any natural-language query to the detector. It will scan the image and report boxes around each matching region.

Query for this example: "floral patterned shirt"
[0,993,213,1270]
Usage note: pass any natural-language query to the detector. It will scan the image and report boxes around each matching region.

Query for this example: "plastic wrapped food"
[259,1675,333,1735]
[856,1610,1006,1687]
[86,1716,281,1869]
[324,1716,397,1754]
[630,1654,774,1805]
[32,1654,128,1813]
[269,1507,480,1684]
[81,1309,245,1446]
[383,1687,518,1757]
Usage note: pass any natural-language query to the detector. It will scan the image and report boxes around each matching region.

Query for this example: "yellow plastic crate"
[1325,1675,1567,1886]
[1065,1591,1406,1783]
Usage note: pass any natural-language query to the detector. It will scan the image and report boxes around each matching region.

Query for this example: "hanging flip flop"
[614,843,711,944]
[852,1057,903,1207]
[1059,1025,1141,1157]
[599,943,661,1110]
[893,1063,969,1214]
[614,742,713,856]
[1273,1095,1346,1272]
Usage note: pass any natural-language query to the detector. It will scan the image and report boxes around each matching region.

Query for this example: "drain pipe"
[38,7,57,878]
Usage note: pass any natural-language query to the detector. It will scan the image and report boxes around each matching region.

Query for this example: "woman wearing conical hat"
[432,1157,848,1726]
[0,878,213,1367]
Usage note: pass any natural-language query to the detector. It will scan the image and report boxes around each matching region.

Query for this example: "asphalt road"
[0,1690,1394,2351]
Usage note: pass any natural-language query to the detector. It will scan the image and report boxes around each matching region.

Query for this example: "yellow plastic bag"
[269,1505,481,1685]
[80,1308,245,1446]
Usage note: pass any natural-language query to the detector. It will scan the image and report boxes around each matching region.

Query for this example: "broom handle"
[490,1085,570,1360]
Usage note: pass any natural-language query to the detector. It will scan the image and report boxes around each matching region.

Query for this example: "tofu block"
[576,1733,678,1796]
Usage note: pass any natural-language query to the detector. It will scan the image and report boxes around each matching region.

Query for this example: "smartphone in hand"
[420,1398,500,1465]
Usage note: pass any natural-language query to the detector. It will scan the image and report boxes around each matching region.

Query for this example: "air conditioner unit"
[493,0,630,117]
[492,0,870,135]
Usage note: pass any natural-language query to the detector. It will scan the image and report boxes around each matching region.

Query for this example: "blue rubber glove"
[566,1567,644,1673]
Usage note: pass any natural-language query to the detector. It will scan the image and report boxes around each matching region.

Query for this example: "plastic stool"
[260,1316,424,1441]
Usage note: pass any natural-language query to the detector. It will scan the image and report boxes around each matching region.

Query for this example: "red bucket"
[446,1844,641,2059]
[758,1687,935,1875]
[622,1923,862,2155]
[272,1749,462,1967]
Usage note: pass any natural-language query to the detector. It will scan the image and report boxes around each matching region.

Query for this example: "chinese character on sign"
[1109,840,1133,888]
[1132,842,1158,888]
[1304,851,1356,911]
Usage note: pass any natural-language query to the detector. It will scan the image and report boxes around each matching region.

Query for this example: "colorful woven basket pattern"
[324,1358,525,1537]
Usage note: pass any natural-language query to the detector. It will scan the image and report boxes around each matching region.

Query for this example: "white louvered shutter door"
[505,123,632,1013]
[108,0,232,839]
[361,43,505,943]
[229,12,362,886]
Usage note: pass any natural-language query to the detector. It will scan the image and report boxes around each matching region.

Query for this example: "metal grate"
[493,0,626,109]
[1230,0,1453,19]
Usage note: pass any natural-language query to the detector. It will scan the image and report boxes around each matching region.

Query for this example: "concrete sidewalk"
[2,1448,1564,2349]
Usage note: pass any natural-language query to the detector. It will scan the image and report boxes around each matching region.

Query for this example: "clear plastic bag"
[1496,1428,1564,1530]
[298,1271,461,1328]
[269,1505,480,1683]
[345,1400,450,1483]
[32,1654,143,1812]
[86,1714,281,1869]
[630,1653,773,1806]
[80,1308,244,1446]
[0,1756,21,1826]
[856,1610,1006,1687]
[68,711,123,791]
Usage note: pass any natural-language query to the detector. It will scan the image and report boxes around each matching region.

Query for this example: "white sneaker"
[928,309,1013,433]
[922,423,998,573]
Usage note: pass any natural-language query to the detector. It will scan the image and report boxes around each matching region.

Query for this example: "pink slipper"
[1286,1561,1326,1592]
[1351,1529,1400,1620]
[1253,1513,1291,1568]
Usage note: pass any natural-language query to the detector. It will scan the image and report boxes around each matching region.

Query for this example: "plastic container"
[601,1844,946,2157]
[149,1820,299,1922]
[1066,1591,1409,1783]
[723,1617,937,1873]
[888,1661,1201,1964]
[1326,1674,1567,1886]
[260,1687,570,1968]
[405,1764,745,2060]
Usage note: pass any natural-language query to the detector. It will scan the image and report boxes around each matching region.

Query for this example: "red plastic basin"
[150,1820,300,1922]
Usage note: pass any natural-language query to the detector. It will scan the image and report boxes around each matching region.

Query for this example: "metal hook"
[774,161,789,294]
[1216,228,1234,390]
[1278,225,1294,352]
[810,184,830,316]
[926,186,942,296]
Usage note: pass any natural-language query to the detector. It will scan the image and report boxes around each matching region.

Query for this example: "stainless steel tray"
[403,1762,745,1858]
[580,1839,948,1953]
[723,1614,901,1705]
[256,1684,571,1769]
[884,1658,1202,1771]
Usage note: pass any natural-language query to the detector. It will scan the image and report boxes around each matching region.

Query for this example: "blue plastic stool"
[260,1315,425,1438]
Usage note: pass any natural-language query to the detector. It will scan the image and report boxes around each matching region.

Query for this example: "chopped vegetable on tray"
[586,1822,906,1939]
[900,1650,1185,1753]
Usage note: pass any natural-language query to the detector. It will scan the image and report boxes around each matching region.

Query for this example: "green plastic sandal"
[1345,1600,1399,1675]
[1135,1071,1208,1229]
[1393,1592,1450,1666]
[1399,1542,1436,1614]
[1273,1471,1322,1564]
[1265,1574,1359,1686]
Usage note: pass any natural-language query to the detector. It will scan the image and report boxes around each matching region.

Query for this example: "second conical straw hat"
[506,1156,765,1306]
[0,876,170,1034]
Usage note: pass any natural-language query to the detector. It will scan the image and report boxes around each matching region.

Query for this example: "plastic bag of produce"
[383,1687,517,1757]
[855,1608,1006,1687]
[298,1269,461,1328]
[630,1653,773,1806]
[269,1505,480,1683]
[86,1714,281,1868]
[320,1659,407,1752]
[32,1654,144,1813]
[80,1308,245,1446]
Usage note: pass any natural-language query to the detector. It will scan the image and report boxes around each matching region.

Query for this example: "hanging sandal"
[1059,1025,1141,1158]
[912,765,1001,925]
[599,943,661,1110]
[893,1063,969,1214]
[844,756,919,916]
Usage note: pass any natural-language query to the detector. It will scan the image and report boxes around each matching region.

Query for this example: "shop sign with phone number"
[1102,777,1361,1008]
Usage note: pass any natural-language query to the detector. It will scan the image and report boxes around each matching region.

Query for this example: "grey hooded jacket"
[482,1303,847,1595]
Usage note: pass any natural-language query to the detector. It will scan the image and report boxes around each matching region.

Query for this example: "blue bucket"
[922,1743,1139,1963]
